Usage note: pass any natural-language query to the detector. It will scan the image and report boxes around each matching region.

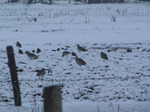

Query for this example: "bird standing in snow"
[100,52,108,60]
[36,68,46,80]
[75,56,86,66]
[71,52,77,57]
[62,51,71,57]
[77,44,87,52]
[26,51,38,59]
[36,48,41,53]
[127,48,132,53]
[18,49,23,54]
[16,41,22,48]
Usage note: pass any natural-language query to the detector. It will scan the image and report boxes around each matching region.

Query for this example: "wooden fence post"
[6,46,21,106]
[43,85,62,112]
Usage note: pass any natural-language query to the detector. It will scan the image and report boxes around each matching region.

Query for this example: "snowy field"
[0,1,150,112]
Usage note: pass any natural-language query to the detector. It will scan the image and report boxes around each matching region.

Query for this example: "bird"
[32,50,35,53]
[77,44,87,52]
[62,51,71,57]
[36,68,46,80]
[37,48,41,53]
[26,51,38,59]
[75,56,86,66]
[16,41,22,48]
[57,48,60,51]
[127,48,132,53]
[100,52,108,60]
[71,52,77,57]
[18,49,23,54]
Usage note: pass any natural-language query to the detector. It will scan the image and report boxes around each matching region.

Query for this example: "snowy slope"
[0,1,150,112]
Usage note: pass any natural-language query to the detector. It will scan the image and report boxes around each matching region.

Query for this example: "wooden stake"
[6,46,21,106]
[43,85,62,112]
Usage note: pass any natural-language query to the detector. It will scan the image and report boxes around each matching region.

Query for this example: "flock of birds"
[16,41,109,79]
[62,44,108,65]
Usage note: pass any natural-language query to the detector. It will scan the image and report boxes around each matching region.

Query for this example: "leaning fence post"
[6,46,21,106]
[43,85,62,112]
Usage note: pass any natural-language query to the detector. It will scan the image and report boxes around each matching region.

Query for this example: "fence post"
[6,46,21,106]
[43,85,62,112]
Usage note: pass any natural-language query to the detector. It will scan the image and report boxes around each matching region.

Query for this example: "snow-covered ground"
[0,1,150,112]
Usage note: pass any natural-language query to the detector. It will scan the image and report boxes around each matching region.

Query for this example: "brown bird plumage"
[72,52,77,57]
[62,51,71,57]
[127,48,132,53]
[75,56,86,66]
[100,52,108,60]
[18,49,23,54]
[77,44,87,52]
[36,68,46,79]
[16,41,22,48]
[37,48,41,53]
[26,51,38,59]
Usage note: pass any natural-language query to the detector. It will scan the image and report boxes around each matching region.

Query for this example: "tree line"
[8,0,52,4]
[7,0,149,4]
